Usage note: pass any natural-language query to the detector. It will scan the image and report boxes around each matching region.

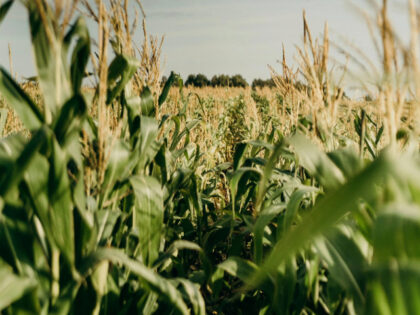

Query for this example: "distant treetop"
[182,74,248,88]
[251,78,276,89]
[161,74,283,89]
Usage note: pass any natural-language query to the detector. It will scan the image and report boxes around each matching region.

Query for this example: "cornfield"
[0,0,420,314]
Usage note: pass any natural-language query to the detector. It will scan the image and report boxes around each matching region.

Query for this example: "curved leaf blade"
[0,267,36,311]
[81,248,190,315]
[130,175,164,266]
[0,68,44,130]
[0,0,13,26]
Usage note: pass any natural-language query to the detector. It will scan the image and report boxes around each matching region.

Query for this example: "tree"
[185,74,210,87]
[251,78,276,89]
[230,74,248,87]
[184,73,248,88]
[195,74,210,87]
[211,74,230,87]
[185,74,196,87]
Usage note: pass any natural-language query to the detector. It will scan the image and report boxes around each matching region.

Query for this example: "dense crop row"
[1,1,420,315]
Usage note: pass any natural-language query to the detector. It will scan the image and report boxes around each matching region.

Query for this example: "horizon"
[0,0,410,84]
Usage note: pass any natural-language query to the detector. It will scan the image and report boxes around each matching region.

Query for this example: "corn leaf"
[315,226,367,308]
[0,127,48,197]
[23,140,75,266]
[0,68,43,130]
[373,204,420,261]
[289,133,345,190]
[158,71,176,107]
[0,267,36,311]
[0,0,13,26]
[26,2,72,117]
[251,149,394,286]
[80,248,190,315]
[136,116,160,170]
[366,262,420,315]
[63,17,90,93]
[140,87,154,117]
[48,138,75,265]
[130,175,164,266]
[254,204,285,264]
[218,257,260,283]
[100,140,132,207]
[52,94,87,146]
[171,278,206,315]
[107,54,140,104]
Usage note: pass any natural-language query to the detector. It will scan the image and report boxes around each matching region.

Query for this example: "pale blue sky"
[0,0,410,82]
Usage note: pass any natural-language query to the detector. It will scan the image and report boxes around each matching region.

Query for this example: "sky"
[0,0,411,83]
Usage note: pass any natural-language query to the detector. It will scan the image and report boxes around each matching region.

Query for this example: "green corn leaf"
[124,94,142,133]
[248,140,274,157]
[139,293,159,315]
[155,240,211,278]
[165,168,193,202]
[0,213,33,276]
[203,223,230,257]
[100,140,132,207]
[49,281,83,315]
[154,240,203,268]
[167,116,181,149]
[0,132,26,159]
[52,94,87,146]
[0,133,26,191]
[254,204,286,264]
[0,267,36,311]
[51,94,87,219]
[63,17,90,93]
[233,142,248,170]
[375,125,385,146]
[47,138,75,265]
[107,54,140,104]
[80,248,190,315]
[250,148,394,287]
[282,186,318,233]
[0,0,13,26]
[24,143,75,266]
[315,226,367,308]
[271,258,297,314]
[26,2,72,118]
[96,207,120,243]
[366,262,420,315]
[141,87,155,117]
[0,126,48,198]
[130,175,164,266]
[158,71,176,107]
[289,133,345,190]
[0,68,44,130]
[230,167,262,217]
[218,257,260,283]
[373,204,420,261]
[327,146,362,179]
[171,278,206,315]
[125,86,155,120]
[170,119,200,151]
[136,116,160,170]
[154,143,169,185]
[254,142,285,213]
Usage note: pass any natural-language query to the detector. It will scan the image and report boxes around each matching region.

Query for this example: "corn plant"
[0,1,203,314]
[1,1,420,315]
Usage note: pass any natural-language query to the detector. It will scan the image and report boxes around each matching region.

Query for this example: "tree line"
[161,74,277,89]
